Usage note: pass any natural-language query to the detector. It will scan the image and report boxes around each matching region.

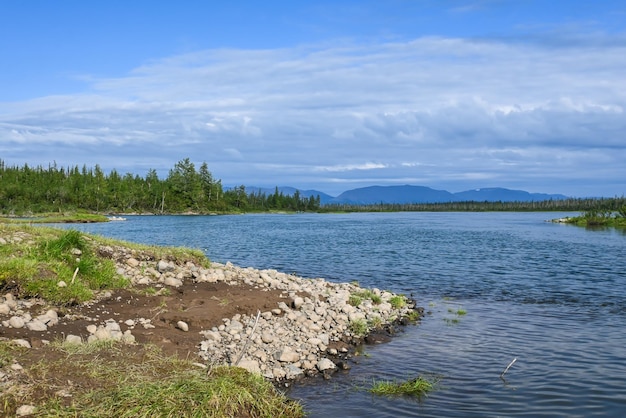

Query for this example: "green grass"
[348,294,363,307]
[0,224,209,305]
[389,295,407,309]
[370,375,436,398]
[349,288,382,307]
[0,212,110,224]
[1,342,304,417]
[0,227,129,304]
[349,318,369,337]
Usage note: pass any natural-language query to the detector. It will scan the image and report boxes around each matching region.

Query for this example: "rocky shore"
[1,237,421,386]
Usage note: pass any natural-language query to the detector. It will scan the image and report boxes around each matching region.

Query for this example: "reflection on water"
[55,212,626,417]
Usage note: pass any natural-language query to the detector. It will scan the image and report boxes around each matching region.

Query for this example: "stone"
[126,258,140,267]
[16,405,36,416]
[12,339,31,348]
[26,320,48,331]
[122,330,136,344]
[57,280,68,287]
[176,321,189,332]
[284,364,304,379]
[261,332,274,344]
[9,316,25,329]
[10,363,24,371]
[163,276,183,287]
[94,327,112,340]
[38,310,59,326]
[157,260,174,272]
[65,335,83,344]
[0,303,10,315]
[316,358,337,372]
[292,296,305,309]
[201,330,221,342]
[276,349,300,363]
[237,359,261,374]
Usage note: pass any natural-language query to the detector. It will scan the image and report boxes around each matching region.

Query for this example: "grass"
[558,211,626,228]
[0,211,110,224]
[0,342,304,417]
[349,318,369,337]
[369,375,437,399]
[349,288,383,307]
[1,227,129,304]
[447,307,467,316]
[389,295,407,309]
[0,224,210,306]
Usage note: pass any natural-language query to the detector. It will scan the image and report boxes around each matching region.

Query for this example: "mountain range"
[242,185,569,205]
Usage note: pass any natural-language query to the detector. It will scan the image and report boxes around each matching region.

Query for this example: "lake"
[60,212,626,417]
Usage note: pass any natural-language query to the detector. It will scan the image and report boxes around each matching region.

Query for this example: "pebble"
[0,239,419,384]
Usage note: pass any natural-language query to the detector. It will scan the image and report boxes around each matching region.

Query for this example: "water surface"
[61,212,626,417]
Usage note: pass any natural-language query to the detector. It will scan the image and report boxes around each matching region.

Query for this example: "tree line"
[0,159,320,214]
[318,197,626,213]
[1,158,623,215]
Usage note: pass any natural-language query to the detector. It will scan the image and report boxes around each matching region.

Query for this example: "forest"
[0,159,320,214]
[1,158,624,215]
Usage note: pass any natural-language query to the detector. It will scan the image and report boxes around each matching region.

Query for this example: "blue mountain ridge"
[238,185,568,205]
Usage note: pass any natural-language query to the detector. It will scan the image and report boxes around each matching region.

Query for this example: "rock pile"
[1,239,420,382]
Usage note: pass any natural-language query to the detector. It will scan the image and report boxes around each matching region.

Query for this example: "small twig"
[234,310,261,366]
[500,357,517,379]
[71,267,79,284]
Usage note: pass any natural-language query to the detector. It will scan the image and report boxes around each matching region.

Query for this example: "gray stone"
[276,349,300,363]
[12,339,31,348]
[163,276,183,287]
[9,316,25,329]
[94,327,112,340]
[0,303,10,315]
[238,359,261,374]
[16,405,36,416]
[292,296,305,309]
[316,358,337,371]
[157,260,174,272]
[284,364,304,379]
[202,330,222,342]
[26,320,48,331]
[126,258,140,267]
[65,335,83,344]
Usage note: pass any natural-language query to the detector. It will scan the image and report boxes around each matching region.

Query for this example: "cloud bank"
[1,34,625,196]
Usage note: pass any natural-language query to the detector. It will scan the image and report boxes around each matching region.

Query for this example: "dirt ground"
[1,281,291,359]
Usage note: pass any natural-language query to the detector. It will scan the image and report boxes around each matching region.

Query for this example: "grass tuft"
[389,295,407,309]
[370,375,437,398]
[349,318,369,337]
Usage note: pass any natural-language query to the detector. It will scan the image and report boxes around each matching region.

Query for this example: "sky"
[1,0,625,197]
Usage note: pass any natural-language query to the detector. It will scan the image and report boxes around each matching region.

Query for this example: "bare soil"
[2,281,290,358]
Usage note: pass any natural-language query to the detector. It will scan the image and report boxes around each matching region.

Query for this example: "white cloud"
[1,34,625,196]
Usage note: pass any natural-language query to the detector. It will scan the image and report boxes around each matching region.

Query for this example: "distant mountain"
[330,185,454,204]
[452,187,568,202]
[329,185,567,204]
[237,185,568,205]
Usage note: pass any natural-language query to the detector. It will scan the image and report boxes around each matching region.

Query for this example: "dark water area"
[58,212,626,417]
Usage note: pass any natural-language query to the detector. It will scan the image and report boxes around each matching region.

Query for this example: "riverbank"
[0,224,421,416]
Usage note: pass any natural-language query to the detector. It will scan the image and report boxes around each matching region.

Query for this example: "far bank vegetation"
[1,159,624,216]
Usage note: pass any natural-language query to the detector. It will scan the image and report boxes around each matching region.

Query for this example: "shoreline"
[1,226,422,394]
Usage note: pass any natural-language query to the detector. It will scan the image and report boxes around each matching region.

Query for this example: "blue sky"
[1,0,625,197]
